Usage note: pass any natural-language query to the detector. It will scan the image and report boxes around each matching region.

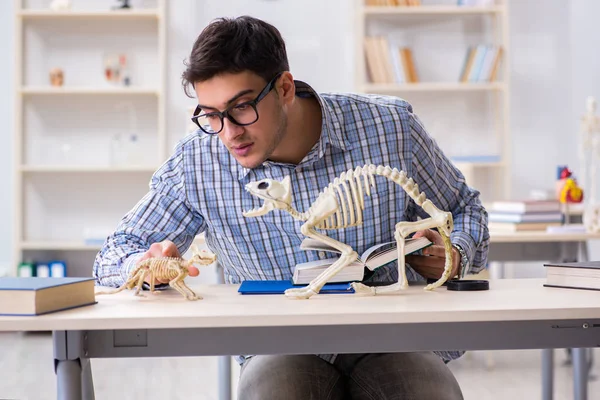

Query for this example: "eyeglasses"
[191,72,283,135]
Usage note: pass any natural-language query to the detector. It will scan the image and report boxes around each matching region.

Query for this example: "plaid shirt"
[93,80,490,365]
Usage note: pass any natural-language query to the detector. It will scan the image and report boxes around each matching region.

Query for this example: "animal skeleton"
[96,245,216,300]
[242,164,454,299]
[580,97,600,233]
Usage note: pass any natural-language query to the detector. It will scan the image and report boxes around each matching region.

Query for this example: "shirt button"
[319,251,326,258]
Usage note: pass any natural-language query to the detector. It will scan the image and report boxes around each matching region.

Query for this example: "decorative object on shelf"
[242,164,454,300]
[112,0,132,10]
[555,166,584,225]
[49,67,64,87]
[110,101,144,166]
[50,0,71,11]
[96,245,217,300]
[103,53,131,86]
[579,96,600,233]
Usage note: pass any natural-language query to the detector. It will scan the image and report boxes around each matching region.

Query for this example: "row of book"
[488,200,564,232]
[459,45,503,83]
[366,0,422,6]
[366,0,494,6]
[364,36,418,84]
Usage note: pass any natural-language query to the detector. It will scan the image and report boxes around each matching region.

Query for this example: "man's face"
[193,71,287,169]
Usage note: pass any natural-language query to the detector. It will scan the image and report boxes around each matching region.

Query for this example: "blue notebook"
[238,280,354,295]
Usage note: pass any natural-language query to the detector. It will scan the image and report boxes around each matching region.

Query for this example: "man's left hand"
[405,229,460,280]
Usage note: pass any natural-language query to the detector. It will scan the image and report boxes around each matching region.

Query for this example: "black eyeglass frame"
[191,72,284,134]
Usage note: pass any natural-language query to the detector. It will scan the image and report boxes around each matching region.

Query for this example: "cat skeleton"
[242,164,454,299]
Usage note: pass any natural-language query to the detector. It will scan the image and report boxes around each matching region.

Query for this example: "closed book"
[490,200,561,213]
[0,277,97,316]
[488,211,563,223]
[489,221,562,231]
[294,237,432,285]
[543,261,600,291]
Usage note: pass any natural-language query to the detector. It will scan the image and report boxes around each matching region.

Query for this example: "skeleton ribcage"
[145,258,183,279]
[311,165,426,231]
[314,169,376,230]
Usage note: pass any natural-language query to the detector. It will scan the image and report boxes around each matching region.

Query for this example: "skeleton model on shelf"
[242,164,454,300]
[579,96,600,233]
[96,245,217,300]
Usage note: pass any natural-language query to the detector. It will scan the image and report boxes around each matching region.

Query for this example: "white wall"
[0,0,14,274]
[1,0,599,273]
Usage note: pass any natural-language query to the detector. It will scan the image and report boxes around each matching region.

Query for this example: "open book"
[292,237,432,285]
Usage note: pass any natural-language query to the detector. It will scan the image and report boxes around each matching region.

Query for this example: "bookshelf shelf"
[363,82,505,93]
[13,0,167,277]
[20,241,102,251]
[20,165,158,173]
[363,5,504,16]
[20,87,160,96]
[453,161,505,169]
[356,0,510,203]
[18,10,160,20]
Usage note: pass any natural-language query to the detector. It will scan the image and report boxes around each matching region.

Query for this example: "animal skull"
[242,176,292,217]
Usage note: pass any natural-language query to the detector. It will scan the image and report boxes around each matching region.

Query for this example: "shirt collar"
[236,80,352,181]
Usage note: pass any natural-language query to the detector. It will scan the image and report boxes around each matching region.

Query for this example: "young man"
[94,15,489,400]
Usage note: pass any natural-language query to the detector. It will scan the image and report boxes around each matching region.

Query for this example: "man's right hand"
[140,241,200,285]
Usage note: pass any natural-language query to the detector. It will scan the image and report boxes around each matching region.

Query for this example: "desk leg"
[216,263,233,400]
[572,243,590,400]
[542,349,554,400]
[219,356,232,400]
[573,348,589,400]
[57,360,83,400]
[54,330,93,400]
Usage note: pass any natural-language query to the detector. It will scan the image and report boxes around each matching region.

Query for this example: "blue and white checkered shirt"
[93,80,490,365]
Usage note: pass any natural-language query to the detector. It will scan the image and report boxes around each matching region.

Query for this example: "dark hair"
[181,16,290,98]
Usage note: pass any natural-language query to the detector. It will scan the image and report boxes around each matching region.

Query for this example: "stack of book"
[487,200,564,232]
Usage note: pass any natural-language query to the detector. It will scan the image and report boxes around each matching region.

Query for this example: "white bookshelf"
[12,0,167,277]
[356,0,511,203]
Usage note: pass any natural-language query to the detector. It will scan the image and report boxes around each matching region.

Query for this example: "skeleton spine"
[312,165,429,230]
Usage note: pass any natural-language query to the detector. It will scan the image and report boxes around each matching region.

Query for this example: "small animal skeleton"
[242,164,454,299]
[96,245,217,300]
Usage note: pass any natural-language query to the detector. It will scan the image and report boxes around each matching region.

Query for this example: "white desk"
[487,231,600,400]
[0,279,599,400]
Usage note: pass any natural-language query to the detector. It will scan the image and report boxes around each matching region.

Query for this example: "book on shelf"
[365,0,422,6]
[364,36,418,84]
[543,261,600,291]
[293,237,432,285]
[459,45,503,83]
[0,277,96,316]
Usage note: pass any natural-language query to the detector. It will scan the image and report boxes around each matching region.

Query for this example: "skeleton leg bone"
[175,278,201,300]
[353,215,453,295]
[285,224,358,300]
